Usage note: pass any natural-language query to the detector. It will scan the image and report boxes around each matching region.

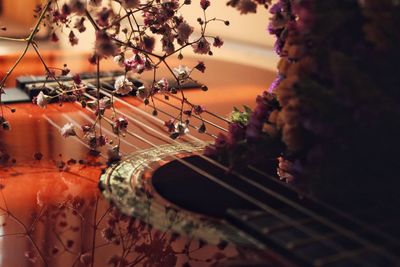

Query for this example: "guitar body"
[0,52,287,266]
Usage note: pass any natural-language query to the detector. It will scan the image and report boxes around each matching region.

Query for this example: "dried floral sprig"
[0,0,229,162]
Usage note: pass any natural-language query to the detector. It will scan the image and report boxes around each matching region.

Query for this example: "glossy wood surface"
[0,51,279,267]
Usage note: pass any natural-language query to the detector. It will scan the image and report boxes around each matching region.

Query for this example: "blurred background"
[0,0,278,70]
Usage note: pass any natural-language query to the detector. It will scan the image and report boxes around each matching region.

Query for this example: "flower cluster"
[217,0,400,208]
[0,0,228,162]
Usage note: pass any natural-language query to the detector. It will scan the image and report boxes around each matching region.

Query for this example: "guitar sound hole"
[152,155,256,218]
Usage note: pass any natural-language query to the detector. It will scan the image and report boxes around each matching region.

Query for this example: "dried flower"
[195,61,206,73]
[60,123,76,138]
[157,78,169,92]
[80,253,93,266]
[36,91,49,108]
[177,21,194,43]
[213,36,224,48]
[107,146,121,162]
[124,53,147,73]
[173,65,191,80]
[174,121,189,136]
[192,37,211,54]
[95,31,117,57]
[114,76,133,95]
[200,0,210,10]
[113,117,128,134]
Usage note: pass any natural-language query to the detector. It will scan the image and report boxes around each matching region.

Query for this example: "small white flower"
[175,121,189,136]
[157,78,169,92]
[36,91,49,108]
[114,76,133,95]
[113,54,124,67]
[173,65,191,80]
[60,123,76,138]
[99,97,112,110]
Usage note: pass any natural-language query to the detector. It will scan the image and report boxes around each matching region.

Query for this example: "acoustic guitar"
[0,52,398,267]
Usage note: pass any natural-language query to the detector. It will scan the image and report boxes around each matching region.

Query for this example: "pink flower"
[177,21,193,43]
[36,91,49,108]
[113,117,128,134]
[124,53,147,73]
[200,0,210,10]
[192,37,211,54]
[157,78,169,92]
[175,121,189,135]
[114,76,133,95]
[213,36,224,48]
[173,65,191,80]
[60,123,76,138]
[113,54,125,67]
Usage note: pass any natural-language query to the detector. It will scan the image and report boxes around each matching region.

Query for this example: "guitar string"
[152,94,229,133]
[32,77,400,262]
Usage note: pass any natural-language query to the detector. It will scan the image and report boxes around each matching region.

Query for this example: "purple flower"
[269,2,283,14]
[268,74,284,93]
[228,122,246,142]
[177,21,193,43]
[192,37,211,55]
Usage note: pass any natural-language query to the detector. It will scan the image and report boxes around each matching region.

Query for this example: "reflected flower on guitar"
[60,122,77,138]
